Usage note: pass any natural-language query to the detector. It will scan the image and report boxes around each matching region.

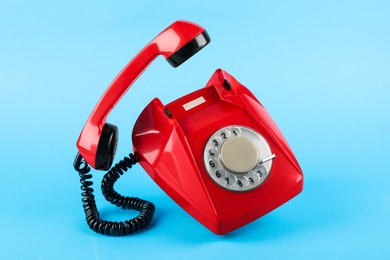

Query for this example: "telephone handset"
[74,20,303,236]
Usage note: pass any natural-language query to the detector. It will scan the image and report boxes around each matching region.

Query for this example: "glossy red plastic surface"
[132,69,303,234]
[76,21,206,168]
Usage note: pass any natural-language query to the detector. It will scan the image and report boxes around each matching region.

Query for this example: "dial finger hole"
[224,174,237,186]
[230,127,241,136]
[236,176,249,188]
[214,168,226,178]
[247,173,260,184]
[208,147,218,157]
[254,165,267,178]
[208,159,218,169]
[212,137,222,147]
[220,130,230,141]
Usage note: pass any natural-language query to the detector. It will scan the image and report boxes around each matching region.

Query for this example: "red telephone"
[74,20,303,236]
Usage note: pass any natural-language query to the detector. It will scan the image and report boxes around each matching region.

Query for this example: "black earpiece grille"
[166,31,211,68]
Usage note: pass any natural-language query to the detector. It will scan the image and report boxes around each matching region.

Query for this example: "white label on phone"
[183,96,206,111]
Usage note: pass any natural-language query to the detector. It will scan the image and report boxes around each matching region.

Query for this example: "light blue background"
[1,0,389,259]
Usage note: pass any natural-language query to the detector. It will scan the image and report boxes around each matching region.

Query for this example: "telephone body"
[74,20,303,236]
[133,69,303,234]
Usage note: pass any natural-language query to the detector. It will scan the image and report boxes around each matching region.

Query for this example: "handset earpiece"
[166,31,210,67]
[76,20,210,169]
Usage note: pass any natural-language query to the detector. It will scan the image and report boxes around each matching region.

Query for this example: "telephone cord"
[74,153,155,236]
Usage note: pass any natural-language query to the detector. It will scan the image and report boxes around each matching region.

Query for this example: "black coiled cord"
[74,153,155,236]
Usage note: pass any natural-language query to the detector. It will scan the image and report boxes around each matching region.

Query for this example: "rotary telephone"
[73,20,303,236]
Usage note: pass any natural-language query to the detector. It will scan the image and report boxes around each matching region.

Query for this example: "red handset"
[74,20,303,236]
[76,20,210,170]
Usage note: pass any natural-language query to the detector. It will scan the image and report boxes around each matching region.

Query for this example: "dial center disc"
[220,137,259,173]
